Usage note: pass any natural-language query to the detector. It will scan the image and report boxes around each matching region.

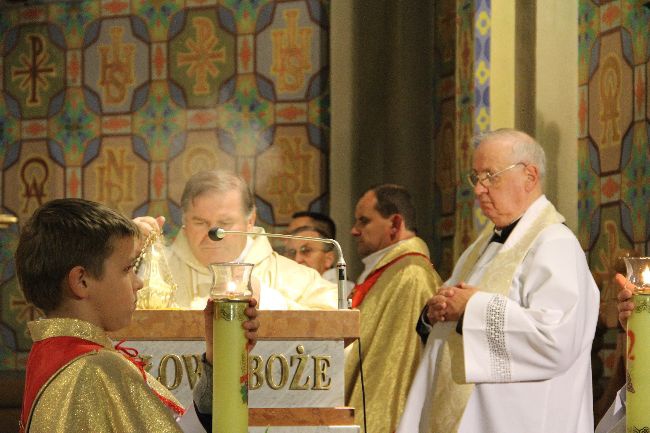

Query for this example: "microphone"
[208,227,349,310]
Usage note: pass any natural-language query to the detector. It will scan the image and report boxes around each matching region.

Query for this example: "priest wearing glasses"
[398,128,599,433]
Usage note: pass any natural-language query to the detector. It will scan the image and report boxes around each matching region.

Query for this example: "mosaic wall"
[432,0,459,279]
[432,0,491,279]
[467,0,491,235]
[577,0,649,408]
[0,0,330,370]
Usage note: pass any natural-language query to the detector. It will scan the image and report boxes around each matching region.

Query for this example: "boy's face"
[86,236,143,332]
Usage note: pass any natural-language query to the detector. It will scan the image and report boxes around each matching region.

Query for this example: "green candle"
[627,294,650,433]
[213,299,249,433]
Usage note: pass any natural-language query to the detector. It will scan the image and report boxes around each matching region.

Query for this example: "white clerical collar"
[357,240,407,284]
[233,236,253,263]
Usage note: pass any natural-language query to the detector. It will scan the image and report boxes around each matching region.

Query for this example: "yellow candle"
[627,294,650,432]
[212,299,249,433]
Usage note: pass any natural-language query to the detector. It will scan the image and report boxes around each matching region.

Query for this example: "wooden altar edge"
[249,407,356,426]
[111,309,360,341]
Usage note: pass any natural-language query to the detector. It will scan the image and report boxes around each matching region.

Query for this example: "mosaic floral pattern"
[49,1,100,49]
[216,75,275,156]
[132,81,186,161]
[0,104,20,167]
[48,88,100,165]
[133,0,183,42]
[577,138,600,250]
[223,0,272,34]
[621,123,650,242]
[578,0,599,85]
[307,90,330,149]
[621,0,649,65]
[473,0,490,136]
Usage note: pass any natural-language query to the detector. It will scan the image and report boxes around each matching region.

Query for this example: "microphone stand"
[209,227,349,310]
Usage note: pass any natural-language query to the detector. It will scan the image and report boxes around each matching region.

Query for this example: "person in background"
[286,211,337,239]
[344,184,442,433]
[284,225,354,297]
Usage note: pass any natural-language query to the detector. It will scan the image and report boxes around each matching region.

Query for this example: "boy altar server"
[15,198,258,433]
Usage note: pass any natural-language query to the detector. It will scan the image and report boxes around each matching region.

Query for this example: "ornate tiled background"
[432,0,459,279]
[578,0,649,267]
[0,0,330,370]
[578,0,649,408]
[432,0,480,279]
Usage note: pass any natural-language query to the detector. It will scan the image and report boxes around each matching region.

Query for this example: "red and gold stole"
[20,336,184,433]
[351,252,430,308]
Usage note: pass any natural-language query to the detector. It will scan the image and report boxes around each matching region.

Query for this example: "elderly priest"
[397,129,599,433]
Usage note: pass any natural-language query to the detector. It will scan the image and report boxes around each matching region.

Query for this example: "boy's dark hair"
[290,211,336,239]
[15,198,139,313]
[371,184,417,232]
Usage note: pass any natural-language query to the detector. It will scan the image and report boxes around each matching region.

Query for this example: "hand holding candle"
[624,257,650,433]
[210,263,255,433]
[616,273,636,329]
[204,297,259,364]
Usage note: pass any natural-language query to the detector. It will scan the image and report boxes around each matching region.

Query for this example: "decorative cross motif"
[11,34,56,106]
[177,17,226,95]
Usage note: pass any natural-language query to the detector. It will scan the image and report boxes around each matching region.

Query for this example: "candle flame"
[226,281,237,292]
[643,265,650,286]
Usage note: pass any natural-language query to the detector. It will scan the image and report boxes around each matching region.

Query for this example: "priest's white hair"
[473,128,547,185]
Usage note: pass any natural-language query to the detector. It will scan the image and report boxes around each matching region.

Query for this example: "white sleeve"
[461,227,599,383]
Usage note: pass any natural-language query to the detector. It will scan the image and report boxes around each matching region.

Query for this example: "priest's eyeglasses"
[467,162,526,188]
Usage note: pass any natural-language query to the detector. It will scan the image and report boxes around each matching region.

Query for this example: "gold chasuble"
[24,318,183,433]
[428,201,564,433]
[345,237,442,433]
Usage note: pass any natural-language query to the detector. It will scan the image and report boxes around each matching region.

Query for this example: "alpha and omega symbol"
[599,54,622,145]
[20,157,49,212]
[11,34,56,106]
[99,26,136,104]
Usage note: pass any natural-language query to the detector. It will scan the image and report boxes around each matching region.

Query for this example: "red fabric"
[20,336,185,433]
[351,252,430,308]
[20,336,102,433]
[114,340,186,416]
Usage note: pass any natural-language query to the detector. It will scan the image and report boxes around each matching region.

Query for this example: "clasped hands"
[426,282,478,325]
